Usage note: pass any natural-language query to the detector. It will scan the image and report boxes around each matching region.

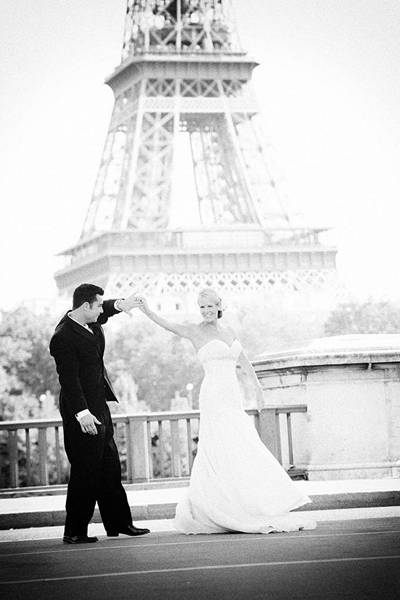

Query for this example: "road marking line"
[0,529,400,558]
[1,554,400,585]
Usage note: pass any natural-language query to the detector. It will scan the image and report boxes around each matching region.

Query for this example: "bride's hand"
[137,296,150,313]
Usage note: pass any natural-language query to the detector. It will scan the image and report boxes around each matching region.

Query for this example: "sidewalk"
[1,478,400,533]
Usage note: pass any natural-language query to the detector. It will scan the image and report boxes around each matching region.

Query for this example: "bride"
[137,288,316,534]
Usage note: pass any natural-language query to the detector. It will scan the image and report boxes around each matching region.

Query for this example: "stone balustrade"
[0,406,306,490]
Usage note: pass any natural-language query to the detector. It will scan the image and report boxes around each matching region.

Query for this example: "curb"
[1,491,399,530]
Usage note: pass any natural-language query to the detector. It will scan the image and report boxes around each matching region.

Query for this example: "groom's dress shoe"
[63,535,98,544]
[107,525,150,537]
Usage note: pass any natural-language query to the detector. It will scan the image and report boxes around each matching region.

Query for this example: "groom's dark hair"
[72,283,104,309]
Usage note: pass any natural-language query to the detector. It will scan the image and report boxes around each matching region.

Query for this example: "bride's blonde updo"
[197,288,224,319]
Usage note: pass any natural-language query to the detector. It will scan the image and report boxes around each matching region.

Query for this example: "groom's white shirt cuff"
[75,409,90,421]
[114,299,123,311]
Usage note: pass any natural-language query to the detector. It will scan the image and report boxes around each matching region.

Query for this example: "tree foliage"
[0,307,59,420]
[105,318,204,411]
[324,299,400,336]
[228,292,327,358]
[0,307,59,396]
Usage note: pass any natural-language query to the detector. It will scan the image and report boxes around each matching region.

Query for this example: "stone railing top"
[253,334,400,372]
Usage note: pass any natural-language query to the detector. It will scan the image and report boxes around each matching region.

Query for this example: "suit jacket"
[49,300,120,422]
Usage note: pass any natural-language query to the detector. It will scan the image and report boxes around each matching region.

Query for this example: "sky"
[1,0,400,310]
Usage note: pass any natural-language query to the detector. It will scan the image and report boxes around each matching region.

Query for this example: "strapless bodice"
[197,339,242,413]
[197,338,242,365]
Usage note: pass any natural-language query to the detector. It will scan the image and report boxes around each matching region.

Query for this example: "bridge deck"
[1,518,399,600]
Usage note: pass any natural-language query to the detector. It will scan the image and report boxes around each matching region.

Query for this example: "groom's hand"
[117,293,143,317]
[79,413,101,435]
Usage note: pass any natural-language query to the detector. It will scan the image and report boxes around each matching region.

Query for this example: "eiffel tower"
[55,0,339,305]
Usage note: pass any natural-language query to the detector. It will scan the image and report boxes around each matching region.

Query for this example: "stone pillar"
[253,334,400,480]
[127,416,150,482]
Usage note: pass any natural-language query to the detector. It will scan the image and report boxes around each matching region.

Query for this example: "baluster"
[114,422,126,481]
[170,419,181,477]
[186,418,193,474]
[253,410,260,435]
[146,420,153,478]
[158,420,165,477]
[124,420,133,483]
[55,427,62,484]
[258,408,282,463]
[286,413,294,465]
[25,428,32,486]
[8,430,19,488]
[38,428,48,485]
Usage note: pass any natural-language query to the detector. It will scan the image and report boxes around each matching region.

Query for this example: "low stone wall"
[253,334,400,481]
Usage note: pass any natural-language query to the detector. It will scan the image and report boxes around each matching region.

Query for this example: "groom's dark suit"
[49,300,132,536]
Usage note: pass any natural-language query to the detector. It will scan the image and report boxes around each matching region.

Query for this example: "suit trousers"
[63,408,132,536]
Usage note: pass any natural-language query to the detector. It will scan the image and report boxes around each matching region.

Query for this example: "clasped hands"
[117,292,149,317]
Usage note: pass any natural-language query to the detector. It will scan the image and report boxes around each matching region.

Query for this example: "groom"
[50,283,149,544]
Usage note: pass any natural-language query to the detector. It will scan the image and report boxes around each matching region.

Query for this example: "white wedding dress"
[173,339,317,534]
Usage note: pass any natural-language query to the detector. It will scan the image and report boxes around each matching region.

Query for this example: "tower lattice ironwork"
[55,0,339,302]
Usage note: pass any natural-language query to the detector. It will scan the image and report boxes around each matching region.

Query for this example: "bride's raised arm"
[137,297,194,340]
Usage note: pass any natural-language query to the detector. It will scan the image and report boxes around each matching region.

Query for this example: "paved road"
[1,518,399,600]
